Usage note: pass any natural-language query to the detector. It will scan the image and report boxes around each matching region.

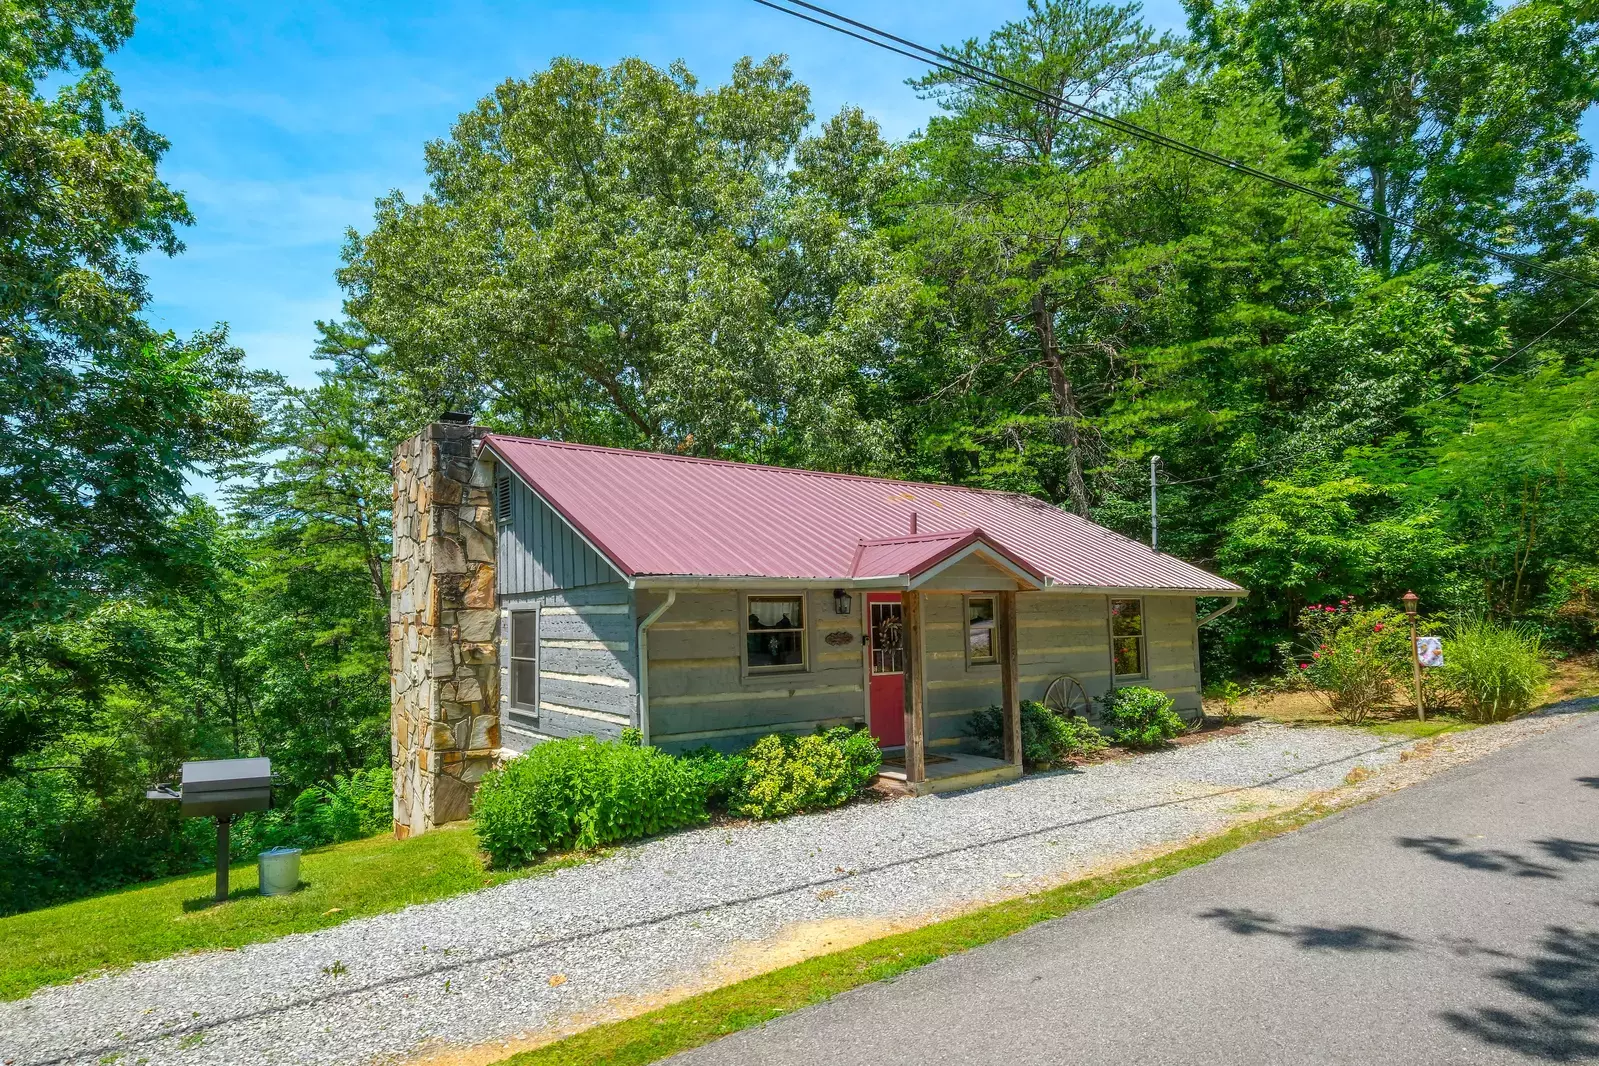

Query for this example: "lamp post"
[1402,591,1424,722]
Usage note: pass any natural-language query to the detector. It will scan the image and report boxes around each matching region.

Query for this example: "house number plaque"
[824,630,856,646]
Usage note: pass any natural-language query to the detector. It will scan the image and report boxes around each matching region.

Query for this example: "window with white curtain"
[746,595,806,671]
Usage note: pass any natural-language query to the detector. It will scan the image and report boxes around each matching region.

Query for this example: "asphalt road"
[675,712,1599,1066]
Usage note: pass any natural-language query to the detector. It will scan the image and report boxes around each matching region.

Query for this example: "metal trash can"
[258,847,302,896]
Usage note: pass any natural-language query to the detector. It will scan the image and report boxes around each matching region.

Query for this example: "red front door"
[867,593,906,747]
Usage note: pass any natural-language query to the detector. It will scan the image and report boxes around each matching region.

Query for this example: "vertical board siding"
[497,474,621,595]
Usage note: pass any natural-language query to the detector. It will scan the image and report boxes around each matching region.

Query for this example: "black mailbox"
[148,757,274,902]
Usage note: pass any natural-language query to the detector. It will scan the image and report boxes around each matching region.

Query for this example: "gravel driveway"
[1,719,1565,1066]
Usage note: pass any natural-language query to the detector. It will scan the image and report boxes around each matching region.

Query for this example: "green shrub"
[1204,679,1247,724]
[1439,620,1550,722]
[1097,686,1184,748]
[727,727,881,820]
[966,701,1106,768]
[680,746,747,809]
[472,737,710,866]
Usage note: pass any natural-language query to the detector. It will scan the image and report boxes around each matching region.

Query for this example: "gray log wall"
[640,589,1202,756]
[497,584,640,752]
[639,588,866,753]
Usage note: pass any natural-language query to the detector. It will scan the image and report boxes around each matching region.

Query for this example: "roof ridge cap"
[482,434,1033,498]
[855,528,981,547]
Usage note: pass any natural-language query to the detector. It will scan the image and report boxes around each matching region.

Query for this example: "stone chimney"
[390,421,500,838]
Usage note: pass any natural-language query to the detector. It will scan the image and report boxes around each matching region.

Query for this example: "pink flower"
[1373,623,1384,632]
[1299,663,1310,670]
[1312,652,1321,659]
[1319,643,1328,650]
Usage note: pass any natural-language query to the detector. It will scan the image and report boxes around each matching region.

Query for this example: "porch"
[878,575,1027,791]
[874,749,1022,796]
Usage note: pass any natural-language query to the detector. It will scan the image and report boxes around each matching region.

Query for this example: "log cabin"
[389,420,1244,836]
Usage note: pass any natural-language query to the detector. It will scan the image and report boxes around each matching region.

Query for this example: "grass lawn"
[1362,717,1474,739]
[494,800,1342,1066]
[0,822,580,1002]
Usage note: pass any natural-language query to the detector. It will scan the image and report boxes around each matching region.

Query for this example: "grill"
[148,757,274,902]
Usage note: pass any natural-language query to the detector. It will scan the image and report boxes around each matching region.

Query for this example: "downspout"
[636,590,677,747]
[1197,596,1241,627]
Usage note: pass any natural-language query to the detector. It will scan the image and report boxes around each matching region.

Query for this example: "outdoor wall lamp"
[1401,590,1423,722]
[833,588,853,615]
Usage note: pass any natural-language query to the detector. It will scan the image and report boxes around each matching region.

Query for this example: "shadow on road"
[1576,776,1599,790]
[1198,908,1415,953]
[1441,925,1599,1062]
[1535,839,1599,865]
[1396,836,1562,878]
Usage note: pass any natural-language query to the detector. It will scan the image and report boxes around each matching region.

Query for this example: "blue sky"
[111,0,1193,390]
[112,0,1597,395]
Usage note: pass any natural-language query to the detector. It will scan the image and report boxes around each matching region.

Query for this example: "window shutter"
[495,476,513,525]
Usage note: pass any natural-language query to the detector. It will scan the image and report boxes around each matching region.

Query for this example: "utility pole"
[1150,455,1160,552]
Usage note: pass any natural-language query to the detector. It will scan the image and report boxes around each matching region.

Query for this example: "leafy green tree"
[1412,365,1599,617]
[1217,475,1456,650]
[1,0,269,763]
[223,362,395,785]
[893,0,1175,514]
[1188,0,1599,277]
[339,56,911,470]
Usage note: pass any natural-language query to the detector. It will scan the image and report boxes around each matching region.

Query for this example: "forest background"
[3,0,1596,912]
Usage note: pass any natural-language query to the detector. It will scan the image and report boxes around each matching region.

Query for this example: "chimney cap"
[439,410,473,424]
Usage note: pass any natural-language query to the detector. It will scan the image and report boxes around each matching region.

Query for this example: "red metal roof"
[481,434,1245,594]
[850,529,1047,586]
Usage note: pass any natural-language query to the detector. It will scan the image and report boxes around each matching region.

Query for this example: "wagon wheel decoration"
[1042,675,1092,720]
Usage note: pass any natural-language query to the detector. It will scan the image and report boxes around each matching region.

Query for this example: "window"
[870,600,904,675]
[1110,598,1145,678]
[509,610,539,720]
[966,596,997,665]
[746,596,806,672]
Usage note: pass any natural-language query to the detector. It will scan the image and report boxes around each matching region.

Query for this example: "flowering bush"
[1281,600,1410,724]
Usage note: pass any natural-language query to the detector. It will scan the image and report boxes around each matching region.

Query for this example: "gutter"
[1197,596,1243,627]
[635,590,677,746]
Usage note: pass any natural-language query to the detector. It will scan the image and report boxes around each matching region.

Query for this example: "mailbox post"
[148,757,272,902]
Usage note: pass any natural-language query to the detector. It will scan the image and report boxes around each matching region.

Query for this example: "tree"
[1412,365,1599,617]
[1188,0,1599,277]
[339,56,911,470]
[895,0,1175,515]
[0,0,269,763]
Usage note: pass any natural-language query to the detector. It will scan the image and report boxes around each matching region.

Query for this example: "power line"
[1159,290,1599,486]
[750,0,1599,296]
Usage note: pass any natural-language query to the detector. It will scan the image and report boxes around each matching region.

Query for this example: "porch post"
[999,590,1022,768]
[901,590,927,784]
